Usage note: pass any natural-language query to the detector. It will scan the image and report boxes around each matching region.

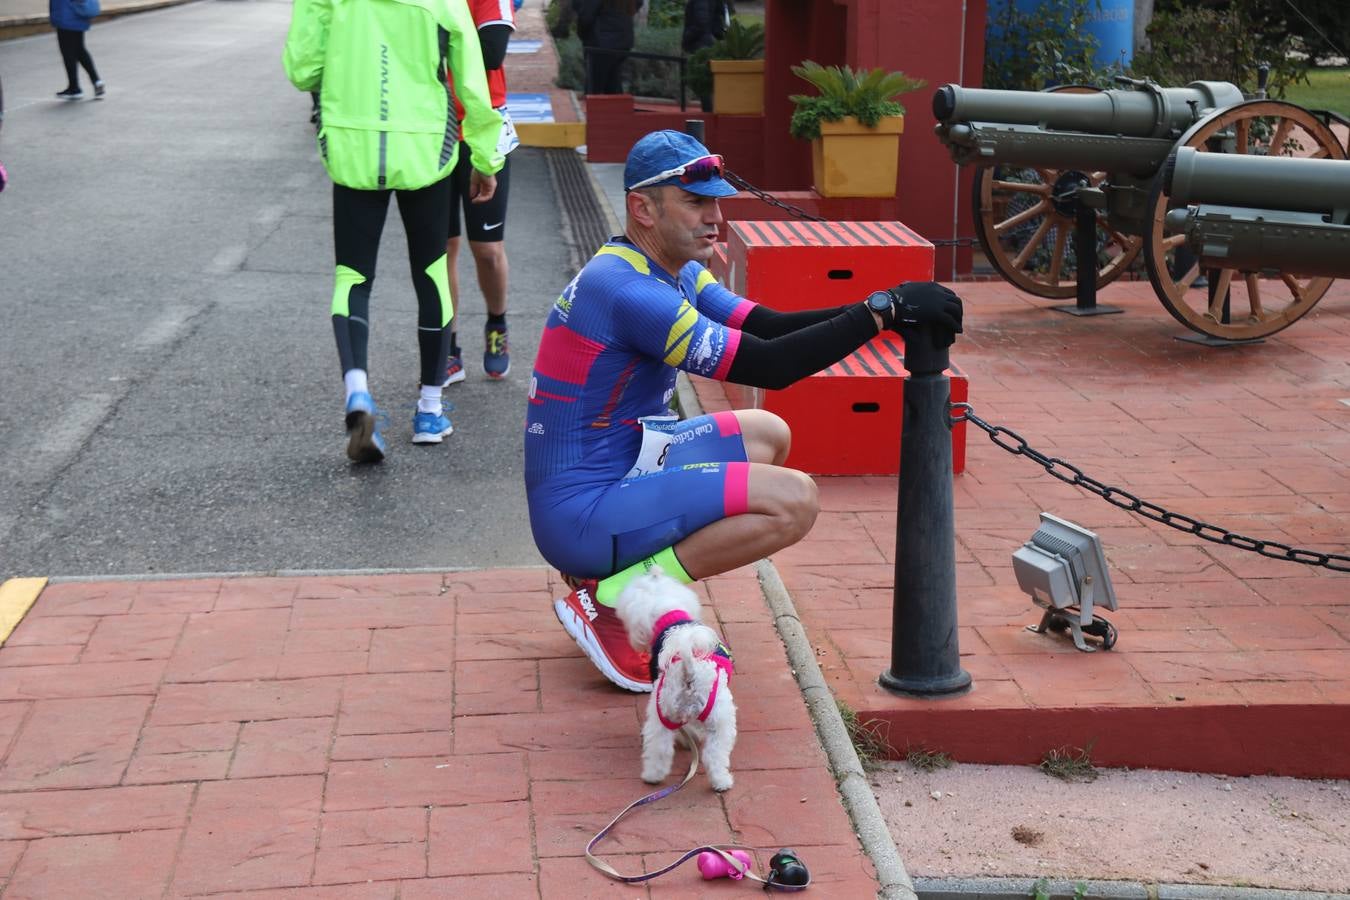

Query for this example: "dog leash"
[585,725,811,890]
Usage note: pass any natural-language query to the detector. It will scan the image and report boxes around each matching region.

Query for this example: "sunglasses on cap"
[626,154,725,191]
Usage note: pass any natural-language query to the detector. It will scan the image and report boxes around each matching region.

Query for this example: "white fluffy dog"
[615,567,738,792]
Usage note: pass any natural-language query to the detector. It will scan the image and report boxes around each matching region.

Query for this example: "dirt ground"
[871,761,1350,894]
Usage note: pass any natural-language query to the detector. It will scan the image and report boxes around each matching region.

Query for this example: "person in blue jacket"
[50,0,104,101]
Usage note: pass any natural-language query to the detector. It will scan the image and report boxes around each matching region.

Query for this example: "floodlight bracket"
[1012,513,1120,652]
[1026,603,1118,652]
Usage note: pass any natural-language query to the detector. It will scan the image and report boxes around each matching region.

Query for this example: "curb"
[756,559,920,900]
[517,122,586,148]
[0,0,195,38]
[675,373,918,900]
[914,877,1350,900]
[0,578,46,644]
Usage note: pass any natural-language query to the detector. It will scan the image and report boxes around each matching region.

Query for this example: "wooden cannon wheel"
[1144,100,1348,341]
[971,86,1143,299]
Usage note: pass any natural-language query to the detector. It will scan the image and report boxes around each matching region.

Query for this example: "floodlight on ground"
[1012,512,1119,652]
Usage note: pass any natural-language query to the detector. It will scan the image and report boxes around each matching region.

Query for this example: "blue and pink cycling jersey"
[525,239,759,578]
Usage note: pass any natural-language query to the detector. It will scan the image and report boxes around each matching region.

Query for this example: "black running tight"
[56,29,99,90]
[331,178,453,387]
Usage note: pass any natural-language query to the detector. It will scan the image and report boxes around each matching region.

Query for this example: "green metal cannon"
[933,79,1348,340]
[1165,147,1350,276]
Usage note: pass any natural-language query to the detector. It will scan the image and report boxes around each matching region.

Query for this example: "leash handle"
[584,727,811,890]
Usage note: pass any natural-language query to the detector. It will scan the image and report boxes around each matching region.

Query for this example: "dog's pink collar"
[652,610,691,637]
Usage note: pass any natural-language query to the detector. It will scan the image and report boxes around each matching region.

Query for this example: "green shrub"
[630,26,685,99]
[554,34,584,90]
[645,0,684,29]
[983,0,1110,90]
[545,0,572,38]
[1131,1,1308,98]
[554,26,686,98]
[788,61,926,140]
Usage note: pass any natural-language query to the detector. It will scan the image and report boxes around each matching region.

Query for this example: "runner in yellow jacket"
[284,0,504,462]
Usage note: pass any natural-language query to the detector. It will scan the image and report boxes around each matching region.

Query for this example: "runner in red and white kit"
[445,0,518,383]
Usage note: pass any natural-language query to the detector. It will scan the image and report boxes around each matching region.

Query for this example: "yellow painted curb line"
[517,122,586,148]
[0,578,46,644]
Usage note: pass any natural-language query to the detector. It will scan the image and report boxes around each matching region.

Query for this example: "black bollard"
[879,323,972,697]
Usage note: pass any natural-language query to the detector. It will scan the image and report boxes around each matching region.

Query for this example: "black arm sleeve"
[739,302,856,339]
[725,303,881,390]
[477,23,511,70]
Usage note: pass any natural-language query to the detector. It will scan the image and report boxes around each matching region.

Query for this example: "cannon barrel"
[1163,149,1350,279]
[933,81,1245,139]
[932,81,1245,175]
[1166,147,1350,221]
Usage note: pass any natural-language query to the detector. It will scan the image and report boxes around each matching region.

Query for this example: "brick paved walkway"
[0,570,879,897]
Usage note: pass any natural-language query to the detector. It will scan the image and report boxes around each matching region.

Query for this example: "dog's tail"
[662,623,722,665]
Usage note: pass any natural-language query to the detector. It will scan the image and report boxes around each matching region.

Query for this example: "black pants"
[586,48,628,94]
[331,177,452,388]
[56,29,99,90]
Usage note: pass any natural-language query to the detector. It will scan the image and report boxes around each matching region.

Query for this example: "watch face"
[867,291,891,312]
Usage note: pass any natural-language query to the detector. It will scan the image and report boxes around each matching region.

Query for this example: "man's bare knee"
[756,467,817,544]
[470,241,506,271]
[738,409,792,465]
[780,469,819,541]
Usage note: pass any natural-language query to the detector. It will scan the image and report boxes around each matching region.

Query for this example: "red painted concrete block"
[726,334,969,477]
[583,94,711,163]
[716,194,903,244]
[713,220,962,475]
[725,219,933,311]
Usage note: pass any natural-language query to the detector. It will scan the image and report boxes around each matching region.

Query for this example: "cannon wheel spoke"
[1204,270,1236,321]
[1245,273,1266,321]
[1144,100,1346,341]
[971,87,1141,300]
[994,198,1051,235]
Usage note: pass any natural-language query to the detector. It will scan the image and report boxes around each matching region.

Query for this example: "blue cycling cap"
[623,130,738,197]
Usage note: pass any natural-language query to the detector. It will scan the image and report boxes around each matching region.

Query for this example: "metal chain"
[723,169,983,247]
[949,402,1350,573]
[723,169,825,222]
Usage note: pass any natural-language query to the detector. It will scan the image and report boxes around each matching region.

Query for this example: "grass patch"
[1283,67,1350,117]
[905,747,953,772]
[1038,744,1098,783]
[837,701,890,770]
[1030,877,1089,900]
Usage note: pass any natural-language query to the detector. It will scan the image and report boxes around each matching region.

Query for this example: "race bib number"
[623,414,678,479]
[497,107,521,156]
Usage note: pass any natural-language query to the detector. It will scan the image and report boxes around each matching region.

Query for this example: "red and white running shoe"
[553,580,653,692]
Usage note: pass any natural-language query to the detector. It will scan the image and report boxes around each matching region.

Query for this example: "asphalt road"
[0,0,572,578]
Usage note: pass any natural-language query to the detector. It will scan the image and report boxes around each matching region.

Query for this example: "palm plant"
[788,61,926,140]
[687,20,766,103]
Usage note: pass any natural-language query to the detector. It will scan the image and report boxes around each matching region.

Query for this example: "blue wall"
[991,0,1135,69]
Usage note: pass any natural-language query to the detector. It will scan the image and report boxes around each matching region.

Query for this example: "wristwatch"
[865,290,895,329]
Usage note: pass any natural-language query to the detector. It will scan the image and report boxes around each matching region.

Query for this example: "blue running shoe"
[412,408,454,444]
[484,320,510,379]
[442,353,466,387]
[344,392,387,464]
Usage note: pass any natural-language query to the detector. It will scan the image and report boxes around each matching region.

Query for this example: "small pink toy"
[697,849,752,880]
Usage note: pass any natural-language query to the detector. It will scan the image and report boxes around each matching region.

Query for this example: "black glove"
[886,282,964,347]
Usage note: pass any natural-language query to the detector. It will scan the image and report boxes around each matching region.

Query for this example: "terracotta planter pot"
[710,59,765,116]
[810,115,905,198]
